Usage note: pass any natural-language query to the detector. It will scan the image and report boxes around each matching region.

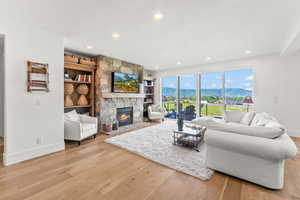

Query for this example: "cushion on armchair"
[65,110,80,122]
[151,105,163,112]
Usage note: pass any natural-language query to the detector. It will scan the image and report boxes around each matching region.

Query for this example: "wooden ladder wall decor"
[27,61,50,93]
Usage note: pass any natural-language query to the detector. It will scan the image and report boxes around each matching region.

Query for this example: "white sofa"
[64,110,98,145]
[148,105,164,121]
[192,111,298,189]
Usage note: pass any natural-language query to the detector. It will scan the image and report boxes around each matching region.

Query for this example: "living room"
[0,0,300,199]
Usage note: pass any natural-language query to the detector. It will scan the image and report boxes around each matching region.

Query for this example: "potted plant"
[102,117,114,132]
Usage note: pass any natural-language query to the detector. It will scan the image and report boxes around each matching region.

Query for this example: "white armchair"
[148,105,164,121]
[64,110,98,145]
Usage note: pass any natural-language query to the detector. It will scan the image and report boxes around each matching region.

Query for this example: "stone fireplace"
[99,97,144,129]
[95,55,145,132]
[117,107,133,127]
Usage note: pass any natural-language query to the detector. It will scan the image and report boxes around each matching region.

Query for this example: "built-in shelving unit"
[143,78,155,118]
[64,53,96,116]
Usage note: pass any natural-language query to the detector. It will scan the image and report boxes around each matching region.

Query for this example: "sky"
[162,69,253,91]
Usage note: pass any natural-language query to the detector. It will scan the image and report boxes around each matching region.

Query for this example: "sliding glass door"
[162,76,178,118]
[200,72,223,117]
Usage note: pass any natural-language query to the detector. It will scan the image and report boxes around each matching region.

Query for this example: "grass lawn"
[163,101,247,117]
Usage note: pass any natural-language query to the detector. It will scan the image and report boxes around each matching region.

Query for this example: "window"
[162,76,178,118]
[200,72,223,117]
[225,69,253,112]
[161,69,254,119]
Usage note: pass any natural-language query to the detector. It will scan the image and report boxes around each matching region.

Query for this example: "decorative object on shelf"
[177,113,184,131]
[76,84,89,106]
[79,57,96,66]
[27,61,49,92]
[64,73,72,80]
[64,83,74,106]
[64,53,79,63]
[243,96,254,112]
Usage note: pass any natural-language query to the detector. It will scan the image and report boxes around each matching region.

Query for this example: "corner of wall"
[3,142,65,166]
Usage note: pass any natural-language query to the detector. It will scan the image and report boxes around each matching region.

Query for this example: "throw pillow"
[265,121,285,131]
[225,111,245,123]
[65,110,80,122]
[250,113,264,126]
[251,112,278,127]
[240,111,256,126]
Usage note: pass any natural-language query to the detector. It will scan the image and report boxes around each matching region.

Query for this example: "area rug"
[105,120,214,180]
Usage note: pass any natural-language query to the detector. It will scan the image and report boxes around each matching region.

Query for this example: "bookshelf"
[143,78,155,118]
[64,53,96,116]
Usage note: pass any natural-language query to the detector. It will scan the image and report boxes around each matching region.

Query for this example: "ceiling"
[1,0,300,70]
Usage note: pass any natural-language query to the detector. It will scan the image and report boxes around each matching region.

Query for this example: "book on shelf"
[74,74,91,82]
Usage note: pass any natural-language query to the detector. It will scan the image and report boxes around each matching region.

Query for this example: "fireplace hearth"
[117,107,133,127]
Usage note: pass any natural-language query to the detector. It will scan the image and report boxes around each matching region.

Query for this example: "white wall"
[0,24,65,165]
[0,36,4,137]
[156,53,300,137]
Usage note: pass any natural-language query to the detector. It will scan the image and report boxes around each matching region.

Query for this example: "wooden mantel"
[101,93,146,99]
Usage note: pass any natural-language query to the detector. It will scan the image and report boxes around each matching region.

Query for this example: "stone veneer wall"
[95,55,144,129]
[99,98,144,124]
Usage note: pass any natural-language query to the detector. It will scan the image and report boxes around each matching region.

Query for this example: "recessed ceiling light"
[112,32,120,39]
[176,61,181,65]
[87,45,93,49]
[153,12,164,21]
[206,57,211,61]
[245,50,252,54]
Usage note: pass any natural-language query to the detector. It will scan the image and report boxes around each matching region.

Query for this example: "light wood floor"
[0,128,299,200]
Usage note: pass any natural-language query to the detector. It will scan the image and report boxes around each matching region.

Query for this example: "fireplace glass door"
[117,107,133,127]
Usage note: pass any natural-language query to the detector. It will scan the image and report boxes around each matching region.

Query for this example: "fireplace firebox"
[117,107,133,127]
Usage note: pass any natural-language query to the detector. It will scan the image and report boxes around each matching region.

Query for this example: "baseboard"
[3,142,65,166]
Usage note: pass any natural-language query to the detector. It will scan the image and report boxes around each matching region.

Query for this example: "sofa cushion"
[223,123,285,139]
[193,117,284,139]
[205,130,297,160]
[191,117,226,127]
[240,111,256,125]
[225,111,245,123]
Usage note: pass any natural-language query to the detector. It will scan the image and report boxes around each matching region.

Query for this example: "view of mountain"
[162,87,252,98]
